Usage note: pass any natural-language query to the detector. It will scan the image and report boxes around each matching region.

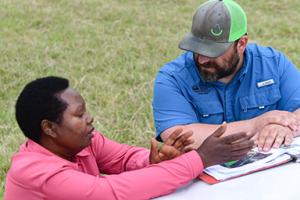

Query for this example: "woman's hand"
[197,123,254,168]
[149,128,194,164]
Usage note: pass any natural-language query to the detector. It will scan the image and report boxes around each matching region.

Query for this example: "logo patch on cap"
[210,24,223,37]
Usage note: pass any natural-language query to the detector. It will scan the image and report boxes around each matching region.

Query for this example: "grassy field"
[1,0,300,197]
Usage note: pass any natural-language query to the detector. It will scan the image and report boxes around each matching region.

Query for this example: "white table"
[155,163,300,200]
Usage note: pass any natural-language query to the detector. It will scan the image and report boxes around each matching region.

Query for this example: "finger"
[262,132,277,151]
[173,131,193,149]
[183,147,194,153]
[229,148,252,160]
[160,145,181,159]
[158,152,167,161]
[272,133,285,149]
[268,112,298,131]
[251,133,258,143]
[182,139,195,147]
[230,140,255,152]
[257,130,269,151]
[177,139,195,152]
[150,138,159,164]
[173,131,193,148]
[230,154,251,161]
[251,133,259,146]
[284,133,293,146]
[286,113,298,131]
[211,123,227,138]
[288,124,298,132]
[246,132,256,140]
[221,132,247,144]
[164,128,183,146]
[230,132,255,144]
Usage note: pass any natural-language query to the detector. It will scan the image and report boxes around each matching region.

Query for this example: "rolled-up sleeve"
[153,69,198,140]
[43,150,203,200]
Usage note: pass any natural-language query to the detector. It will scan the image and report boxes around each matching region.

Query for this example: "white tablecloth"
[155,163,300,200]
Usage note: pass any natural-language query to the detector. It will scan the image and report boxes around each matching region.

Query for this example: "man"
[152,0,300,151]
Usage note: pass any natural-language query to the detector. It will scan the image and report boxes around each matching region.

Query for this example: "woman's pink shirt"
[5,131,203,200]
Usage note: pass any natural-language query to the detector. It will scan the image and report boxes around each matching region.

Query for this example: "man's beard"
[194,49,240,82]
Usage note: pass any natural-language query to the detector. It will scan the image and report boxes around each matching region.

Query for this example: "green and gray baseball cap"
[179,0,247,58]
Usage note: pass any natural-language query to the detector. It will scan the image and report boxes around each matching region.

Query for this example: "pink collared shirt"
[4,131,203,200]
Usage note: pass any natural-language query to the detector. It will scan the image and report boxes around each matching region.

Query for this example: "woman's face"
[52,88,94,157]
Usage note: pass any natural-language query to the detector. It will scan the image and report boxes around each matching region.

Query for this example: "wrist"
[196,149,208,168]
[241,118,256,133]
[249,115,269,134]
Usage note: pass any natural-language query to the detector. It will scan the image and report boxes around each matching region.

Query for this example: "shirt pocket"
[193,101,224,124]
[239,87,281,120]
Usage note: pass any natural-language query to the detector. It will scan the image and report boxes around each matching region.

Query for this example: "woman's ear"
[41,119,57,138]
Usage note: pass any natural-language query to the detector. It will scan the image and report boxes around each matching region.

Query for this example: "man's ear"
[41,119,57,138]
[237,35,248,54]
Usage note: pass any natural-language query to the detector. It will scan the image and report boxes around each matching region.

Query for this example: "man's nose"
[196,54,211,64]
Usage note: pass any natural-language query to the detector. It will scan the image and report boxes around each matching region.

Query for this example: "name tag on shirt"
[257,79,274,88]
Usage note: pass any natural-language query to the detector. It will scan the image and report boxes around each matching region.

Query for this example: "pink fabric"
[4,131,203,200]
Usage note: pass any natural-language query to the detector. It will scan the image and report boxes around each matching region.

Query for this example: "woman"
[4,76,253,200]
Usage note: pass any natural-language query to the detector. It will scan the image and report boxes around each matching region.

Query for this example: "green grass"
[1,0,300,197]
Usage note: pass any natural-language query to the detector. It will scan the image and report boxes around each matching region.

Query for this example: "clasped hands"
[150,110,300,166]
[150,124,254,168]
[252,110,300,152]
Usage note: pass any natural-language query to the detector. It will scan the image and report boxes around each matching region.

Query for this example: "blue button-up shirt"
[152,44,300,140]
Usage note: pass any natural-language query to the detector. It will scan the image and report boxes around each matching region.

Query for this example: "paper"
[201,137,300,182]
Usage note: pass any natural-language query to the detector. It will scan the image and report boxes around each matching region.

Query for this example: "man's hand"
[197,123,254,168]
[149,128,194,164]
[251,110,299,133]
[255,124,294,152]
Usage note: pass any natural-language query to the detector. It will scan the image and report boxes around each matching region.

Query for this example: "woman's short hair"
[15,76,69,143]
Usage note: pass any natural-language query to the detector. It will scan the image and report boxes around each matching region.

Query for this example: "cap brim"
[178,32,233,58]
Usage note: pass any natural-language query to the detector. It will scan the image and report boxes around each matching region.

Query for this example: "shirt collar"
[237,46,250,82]
[77,148,90,157]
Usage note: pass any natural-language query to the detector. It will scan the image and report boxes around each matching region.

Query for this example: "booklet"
[199,137,300,184]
